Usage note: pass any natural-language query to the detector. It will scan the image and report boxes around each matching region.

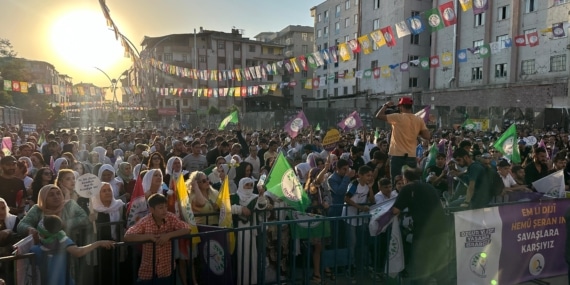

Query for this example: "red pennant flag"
[241,86,247,97]
[439,1,457,27]
[11,81,20,92]
[298,55,308,71]
[348,39,361,53]
[514,35,527,46]
[380,26,396,47]
[289,80,297,87]
[126,174,148,227]
[373,67,381,79]
[312,78,320,89]
[207,88,213,97]
[526,31,539,47]
[430,55,440,68]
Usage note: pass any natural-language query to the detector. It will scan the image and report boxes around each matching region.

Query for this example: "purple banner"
[497,199,570,283]
[197,225,233,285]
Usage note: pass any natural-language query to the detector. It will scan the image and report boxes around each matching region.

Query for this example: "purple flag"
[284,111,310,138]
[472,0,488,15]
[337,111,363,131]
[538,139,550,159]
[414,105,430,123]
[197,225,233,284]
[553,22,566,38]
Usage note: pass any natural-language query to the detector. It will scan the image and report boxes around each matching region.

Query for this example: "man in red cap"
[375,96,431,185]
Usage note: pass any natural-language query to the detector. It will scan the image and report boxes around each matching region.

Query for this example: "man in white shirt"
[244,145,260,179]
[374,178,398,204]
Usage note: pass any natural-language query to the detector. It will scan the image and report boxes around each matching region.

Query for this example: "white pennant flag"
[355,70,364,78]
[387,217,405,277]
[319,76,326,86]
[395,21,411,38]
[490,41,502,54]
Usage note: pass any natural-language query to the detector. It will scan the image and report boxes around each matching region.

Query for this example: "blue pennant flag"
[407,16,425,35]
[504,38,512,48]
[389,63,400,69]
[457,49,468,63]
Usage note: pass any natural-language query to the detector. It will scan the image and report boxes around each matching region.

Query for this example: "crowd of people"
[0,98,565,284]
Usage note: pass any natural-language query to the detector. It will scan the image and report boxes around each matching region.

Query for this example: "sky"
[1,0,322,96]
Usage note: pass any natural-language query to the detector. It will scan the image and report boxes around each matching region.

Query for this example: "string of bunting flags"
[144,0,567,91]
[1,80,145,97]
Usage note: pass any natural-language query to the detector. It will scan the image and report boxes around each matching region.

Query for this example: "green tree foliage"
[208,106,220,115]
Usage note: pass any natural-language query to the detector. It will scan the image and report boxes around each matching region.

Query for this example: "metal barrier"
[9,205,447,285]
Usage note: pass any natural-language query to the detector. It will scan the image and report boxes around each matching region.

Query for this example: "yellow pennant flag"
[304,79,313,90]
[459,0,472,12]
[176,175,200,245]
[216,176,236,254]
[441,52,453,66]
[234,69,242,81]
[338,42,351,61]
[291,58,301,73]
[381,66,391,78]
[370,30,386,48]
[20,82,28,93]
[358,35,373,54]
[235,87,241,97]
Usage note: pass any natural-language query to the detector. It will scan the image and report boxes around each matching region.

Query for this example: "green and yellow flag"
[493,124,521,164]
[265,152,310,211]
[216,176,236,253]
[218,110,239,130]
[176,175,200,245]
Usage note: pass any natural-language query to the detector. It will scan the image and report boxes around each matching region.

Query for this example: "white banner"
[532,170,565,198]
[454,207,503,285]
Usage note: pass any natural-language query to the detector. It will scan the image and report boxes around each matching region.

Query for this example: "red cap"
[398,97,413,105]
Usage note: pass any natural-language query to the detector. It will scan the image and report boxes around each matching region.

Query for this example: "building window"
[249,45,256,52]
[302,45,308,53]
[234,44,241,51]
[302,33,308,41]
[268,47,274,54]
[497,5,509,21]
[334,72,338,83]
[301,70,308,78]
[217,41,225,49]
[199,55,206,63]
[344,35,350,42]
[374,0,380,9]
[354,14,358,25]
[323,89,327,97]
[324,10,329,19]
[318,14,322,22]
[324,63,328,70]
[182,99,188,106]
[267,74,273,81]
[345,18,350,28]
[317,90,321,98]
[182,54,187,62]
[317,29,322,38]
[165,99,171,106]
[496,35,509,49]
[495,63,508,78]
[472,67,483,80]
[354,32,358,39]
[218,57,226,64]
[334,22,339,34]
[345,0,350,9]
[525,0,536,13]
[164,53,173,61]
[521,59,535,75]
[334,88,338,96]
[474,13,485,26]
[371,60,378,69]
[343,86,348,95]
[473,39,484,53]
[409,55,419,66]
[372,19,380,30]
[410,34,419,45]
[409,77,418,88]
[550,55,566,72]
[336,5,341,17]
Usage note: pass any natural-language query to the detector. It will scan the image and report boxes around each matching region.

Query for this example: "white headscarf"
[90,182,125,240]
[133,164,147,181]
[142,169,162,194]
[165,157,184,185]
[0,198,17,231]
[53,157,68,173]
[97,164,116,182]
[236,177,257,206]
[18,156,33,175]
[92,146,107,164]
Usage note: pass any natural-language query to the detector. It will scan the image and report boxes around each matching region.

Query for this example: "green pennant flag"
[363,69,372,78]
[420,57,430,70]
[3,80,12,91]
[461,118,476,130]
[315,123,321,132]
[265,152,310,211]
[218,110,239,130]
[493,124,521,164]
[423,143,439,179]
[327,73,335,80]
[290,211,330,239]
[374,130,379,140]
[425,8,444,32]
[307,54,318,69]
[479,44,491,58]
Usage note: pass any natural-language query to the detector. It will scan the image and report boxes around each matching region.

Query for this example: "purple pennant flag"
[472,0,488,15]
[414,105,430,123]
[284,111,310,138]
[337,111,363,131]
[400,62,410,72]
[553,22,566,38]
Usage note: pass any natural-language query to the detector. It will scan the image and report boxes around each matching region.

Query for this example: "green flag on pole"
[493,124,521,164]
[461,118,476,130]
[374,130,379,141]
[264,152,310,212]
[422,143,439,179]
[218,110,239,130]
[315,123,321,132]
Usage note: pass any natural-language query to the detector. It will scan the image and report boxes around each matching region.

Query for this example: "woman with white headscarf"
[0,197,20,255]
[295,152,317,185]
[230,177,268,285]
[113,149,124,170]
[164,157,188,189]
[98,164,122,200]
[132,164,147,181]
[53,157,69,173]
[88,182,125,283]
[18,156,34,178]
[142,169,168,199]
[92,146,112,165]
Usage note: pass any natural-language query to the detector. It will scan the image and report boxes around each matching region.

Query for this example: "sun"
[50,9,125,71]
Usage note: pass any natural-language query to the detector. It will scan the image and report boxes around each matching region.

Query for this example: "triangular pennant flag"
[315,123,321,132]
[307,53,318,68]
[2,80,11,91]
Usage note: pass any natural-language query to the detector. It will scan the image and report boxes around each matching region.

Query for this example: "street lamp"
[94,67,125,129]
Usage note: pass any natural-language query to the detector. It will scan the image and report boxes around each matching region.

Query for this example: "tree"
[0,39,17,58]
[208,106,220,115]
